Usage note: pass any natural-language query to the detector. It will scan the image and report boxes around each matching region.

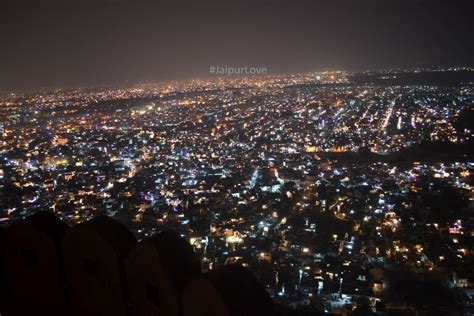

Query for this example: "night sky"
[1,0,473,91]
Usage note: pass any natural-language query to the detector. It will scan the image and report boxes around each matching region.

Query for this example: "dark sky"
[1,0,473,91]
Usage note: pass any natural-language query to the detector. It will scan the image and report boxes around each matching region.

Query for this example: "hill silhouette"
[0,211,321,316]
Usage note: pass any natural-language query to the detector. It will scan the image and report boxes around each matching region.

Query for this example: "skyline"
[1,68,473,315]
[1,2,473,314]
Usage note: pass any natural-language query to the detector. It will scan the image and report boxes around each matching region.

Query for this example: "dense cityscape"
[1,68,473,315]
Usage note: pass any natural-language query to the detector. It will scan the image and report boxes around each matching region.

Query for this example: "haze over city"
[1,1,473,316]
[1,0,473,91]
